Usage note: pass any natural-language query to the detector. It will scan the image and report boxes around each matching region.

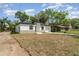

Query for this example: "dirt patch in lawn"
[12,33,79,56]
[0,32,29,56]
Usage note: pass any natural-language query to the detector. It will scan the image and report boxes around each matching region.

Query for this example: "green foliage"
[61,18,70,26]
[53,11,68,25]
[10,20,20,34]
[30,16,37,24]
[44,9,69,25]
[71,18,79,29]
[43,9,69,31]
[35,11,48,24]
[0,9,79,33]
[0,17,9,31]
[15,11,29,22]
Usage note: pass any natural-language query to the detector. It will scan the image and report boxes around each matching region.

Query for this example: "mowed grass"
[12,33,79,56]
[66,30,79,34]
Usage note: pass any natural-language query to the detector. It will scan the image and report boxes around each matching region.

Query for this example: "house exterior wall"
[16,23,51,33]
[35,23,51,32]
[20,24,29,32]
[19,24,35,33]
[15,25,20,32]
[28,25,36,32]
[33,25,36,31]
[44,26,51,32]
[35,23,41,32]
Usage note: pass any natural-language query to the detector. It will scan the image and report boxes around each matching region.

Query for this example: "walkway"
[0,32,29,56]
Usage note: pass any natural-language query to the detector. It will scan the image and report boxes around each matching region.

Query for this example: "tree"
[9,20,20,33]
[61,18,70,26]
[0,17,9,31]
[44,9,69,31]
[44,9,68,25]
[71,18,79,29]
[29,16,37,24]
[15,11,29,23]
[35,11,49,24]
[6,20,19,31]
[6,20,12,31]
[53,11,68,25]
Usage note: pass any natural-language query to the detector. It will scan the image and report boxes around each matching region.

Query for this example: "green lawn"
[66,30,79,34]
[12,33,79,56]
[51,30,79,35]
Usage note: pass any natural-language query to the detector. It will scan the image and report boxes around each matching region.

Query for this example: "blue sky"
[0,3,79,21]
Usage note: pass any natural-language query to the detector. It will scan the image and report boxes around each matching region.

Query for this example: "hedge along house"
[15,21,51,33]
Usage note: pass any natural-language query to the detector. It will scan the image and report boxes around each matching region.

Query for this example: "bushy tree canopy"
[15,11,29,22]
[71,18,79,29]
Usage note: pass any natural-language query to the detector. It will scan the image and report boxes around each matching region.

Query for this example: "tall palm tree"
[35,11,48,24]
[44,9,69,31]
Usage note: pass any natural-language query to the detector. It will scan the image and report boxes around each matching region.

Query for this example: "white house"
[15,22,51,33]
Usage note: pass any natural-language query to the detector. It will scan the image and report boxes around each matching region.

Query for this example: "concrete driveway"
[0,32,28,56]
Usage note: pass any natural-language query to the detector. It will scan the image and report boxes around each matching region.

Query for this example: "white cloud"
[42,4,47,7]
[64,4,79,18]
[68,14,79,19]
[25,9,35,12]
[68,11,79,18]
[4,4,9,7]
[55,3,63,6]
[4,9,17,16]
[43,5,56,11]
[47,4,62,8]
[66,7,73,10]
[43,3,79,19]
[25,9,36,16]
[4,9,36,16]
[62,4,79,19]
[0,4,9,8]
[71,11,79,15]
[43,3,63,11]
[65,6,73,11]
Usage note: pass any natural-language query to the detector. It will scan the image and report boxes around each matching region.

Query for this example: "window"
[30,25,33,30]
[41,26,44,30]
